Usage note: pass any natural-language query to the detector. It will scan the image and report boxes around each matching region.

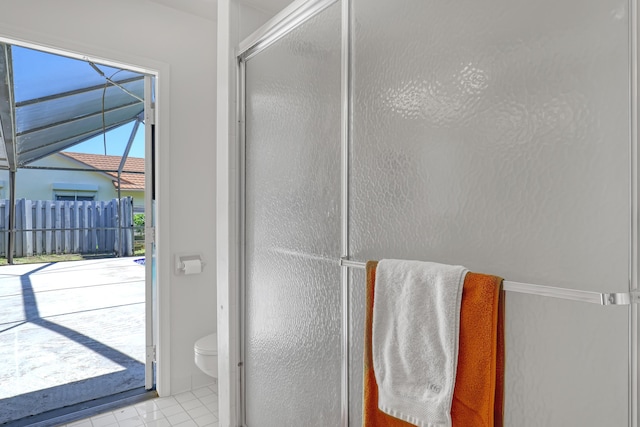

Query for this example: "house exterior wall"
[0,155,144,210]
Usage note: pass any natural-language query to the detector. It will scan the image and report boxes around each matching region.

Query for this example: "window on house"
[52,183,98,202]
[55,194,95,202]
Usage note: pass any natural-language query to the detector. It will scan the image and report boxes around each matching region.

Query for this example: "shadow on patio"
[0,257,146,424]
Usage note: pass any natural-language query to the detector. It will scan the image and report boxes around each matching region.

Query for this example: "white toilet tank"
[194,333,218,378]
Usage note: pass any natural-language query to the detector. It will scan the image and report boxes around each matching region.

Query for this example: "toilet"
[194,333,218,378]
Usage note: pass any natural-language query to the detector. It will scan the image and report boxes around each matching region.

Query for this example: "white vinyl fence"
[0,197,134,257]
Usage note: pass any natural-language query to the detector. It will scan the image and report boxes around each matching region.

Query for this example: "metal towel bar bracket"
[339,257,639,306]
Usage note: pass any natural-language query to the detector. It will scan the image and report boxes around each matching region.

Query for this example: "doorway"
[0,41,158,423]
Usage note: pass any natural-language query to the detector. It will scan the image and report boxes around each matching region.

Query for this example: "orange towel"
[363,261,505,427]
[451,269,505,427]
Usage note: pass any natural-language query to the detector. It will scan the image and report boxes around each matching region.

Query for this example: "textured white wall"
[0,0,217,396]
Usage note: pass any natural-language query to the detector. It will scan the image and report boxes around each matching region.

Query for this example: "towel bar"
[339,258,639,306]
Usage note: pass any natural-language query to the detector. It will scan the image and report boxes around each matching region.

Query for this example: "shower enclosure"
[237,0,638,425]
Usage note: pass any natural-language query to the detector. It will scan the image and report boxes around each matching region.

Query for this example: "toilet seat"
[195,333,217,356]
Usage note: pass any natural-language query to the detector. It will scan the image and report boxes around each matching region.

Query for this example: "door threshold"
[6,388,157,427]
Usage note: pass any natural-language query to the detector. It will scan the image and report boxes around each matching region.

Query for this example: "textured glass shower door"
[348,0,631,425]
[242,3,342,426]
[242,0,633,425]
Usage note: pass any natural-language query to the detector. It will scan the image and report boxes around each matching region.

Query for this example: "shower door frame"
[236,1,346,425]
[235,0,640,426]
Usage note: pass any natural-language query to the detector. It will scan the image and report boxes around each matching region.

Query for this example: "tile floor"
[60,386,218,427]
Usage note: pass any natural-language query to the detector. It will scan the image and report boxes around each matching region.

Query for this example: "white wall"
[0,0,217,396]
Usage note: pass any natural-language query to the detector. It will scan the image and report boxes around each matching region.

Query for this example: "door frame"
[144,74,156,390]
[0,31,171,396]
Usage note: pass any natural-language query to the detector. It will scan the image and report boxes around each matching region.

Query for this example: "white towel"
[373,259,468,427]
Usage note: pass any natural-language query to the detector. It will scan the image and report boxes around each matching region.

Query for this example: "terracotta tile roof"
[59,152,145,191]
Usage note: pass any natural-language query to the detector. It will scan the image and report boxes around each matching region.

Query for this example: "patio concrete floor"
[0,257,146,425]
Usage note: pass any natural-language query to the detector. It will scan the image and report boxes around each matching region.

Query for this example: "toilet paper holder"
[175,253,206,275]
